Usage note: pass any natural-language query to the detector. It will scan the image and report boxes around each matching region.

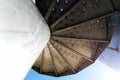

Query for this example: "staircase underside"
[33,0,120,77]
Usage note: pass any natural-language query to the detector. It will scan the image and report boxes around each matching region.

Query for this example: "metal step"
[52,12,119,40]
[51,0,114,32]
[47,0,79,25]
[50,39,92,75]
[51,36,109,60]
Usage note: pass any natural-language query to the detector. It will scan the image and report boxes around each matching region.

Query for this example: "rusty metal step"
[40,45,56,76]
[50,39,93,62]
[51,0,114,32]
[50,39,93,73]
[51,36,109,60]
[52,12,119,40]
[48,42,75,76]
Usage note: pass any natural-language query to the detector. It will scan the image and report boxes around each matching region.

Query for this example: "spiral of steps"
[33,0,120,77]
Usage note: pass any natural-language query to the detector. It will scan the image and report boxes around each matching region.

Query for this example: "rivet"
[83,9,86,12]
[103,19,106,22]
[92,46,95,49]
[60,8,64,12]
[65,0,69,4]
[96,0,99,3]
[56,0,60,3]
[52,7,55,11]
[94,25,97,29]
[108,23,111,26]
[88,27,91,30]
[88,4,92,7]
[101,25,104,27]
[82,1,86,5]
[71,9,74,14]
[77,13,80,16]
[96,20,99,23]
[112,23,115,26]
[91,21,94,24]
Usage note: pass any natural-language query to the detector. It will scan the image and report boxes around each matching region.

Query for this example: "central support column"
[0,0,50,80]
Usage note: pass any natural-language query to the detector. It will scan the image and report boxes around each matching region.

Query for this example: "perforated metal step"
[33,0,119,77]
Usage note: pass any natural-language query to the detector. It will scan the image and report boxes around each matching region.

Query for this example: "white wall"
[99,17,120,73]
[32,0,35,4]
[0,0,50,80]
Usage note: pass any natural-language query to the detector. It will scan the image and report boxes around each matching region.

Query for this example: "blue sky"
[25,60,120,80]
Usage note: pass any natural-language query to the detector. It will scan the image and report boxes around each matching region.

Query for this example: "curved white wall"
[99,18,120,73]
[0,0,50,80]
[32,0,35,3]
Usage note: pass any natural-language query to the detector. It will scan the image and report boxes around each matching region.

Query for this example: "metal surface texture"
[49,42,76,76]
[52,12,119,40]
[50,40,93,74]
[51,36,109,60]
[51,0,114,32]
[47,0,79,25]
[33,0,119,77]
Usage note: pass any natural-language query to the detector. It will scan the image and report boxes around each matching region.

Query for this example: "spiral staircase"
[32,0,120,77]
